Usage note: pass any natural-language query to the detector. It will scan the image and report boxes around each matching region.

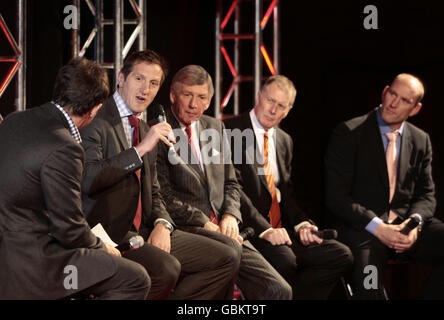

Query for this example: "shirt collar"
[52,102,82,144]
[376,106,404,136]
[113,91,137,119]
[249,108,275,137]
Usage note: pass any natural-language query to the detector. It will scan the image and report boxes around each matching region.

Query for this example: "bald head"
[391,73,424,105]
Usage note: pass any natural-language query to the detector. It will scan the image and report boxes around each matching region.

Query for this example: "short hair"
[52,57,109,116]
[261,75,297,108]
[120,49,168,84]
[171,65,214,98]
[392,73,425,104]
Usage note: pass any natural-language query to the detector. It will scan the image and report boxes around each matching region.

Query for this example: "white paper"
[91,223,118,247]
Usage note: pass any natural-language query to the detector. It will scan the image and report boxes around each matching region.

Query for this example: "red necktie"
[128,115,142,231]
[185,124,218,224]
[264,132,282,228]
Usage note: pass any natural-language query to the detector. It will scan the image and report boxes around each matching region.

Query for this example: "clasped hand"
[374,218,418,253]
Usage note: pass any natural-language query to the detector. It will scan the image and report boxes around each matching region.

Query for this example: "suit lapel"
[368,111,390,193]
[105,99,130,151]
[398,124,412,189]
[275,129,286,189]
[243,112,270,194]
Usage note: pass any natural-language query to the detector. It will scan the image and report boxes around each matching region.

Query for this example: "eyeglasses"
[261,92,290,111]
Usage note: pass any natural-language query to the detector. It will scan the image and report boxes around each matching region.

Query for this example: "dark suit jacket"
[80,97,174,243]
[156,108,242,227]
[324,109,436,231]
[223,111,309,236]
[0,103,116,299]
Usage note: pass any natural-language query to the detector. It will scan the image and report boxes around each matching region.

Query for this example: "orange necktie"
[386,131,399,223]
[264,132,282,228]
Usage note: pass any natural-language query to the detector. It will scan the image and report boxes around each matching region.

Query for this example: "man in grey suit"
[156,64,292,299]
[325,73,444,299]
[80,50,239,299]
[224,75,353,299]
[0,58,149,299]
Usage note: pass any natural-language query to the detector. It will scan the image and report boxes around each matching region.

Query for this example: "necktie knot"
[386,131,399,142]
[128,115,139,128]
[185,125,192,143]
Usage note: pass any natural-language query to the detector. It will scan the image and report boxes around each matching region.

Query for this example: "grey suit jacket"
[80,97,173,243]
[223,111,309,235]
[0,103,116,299]
[156,108,242,227]
[325,109,436,230]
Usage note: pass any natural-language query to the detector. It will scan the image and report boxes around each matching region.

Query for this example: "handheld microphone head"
[128,235,145,250]
[400,215,421,235]
[152,104,166,123]
[239,227,255,240]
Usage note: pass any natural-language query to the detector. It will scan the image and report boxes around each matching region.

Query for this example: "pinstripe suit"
[156,107,292,300]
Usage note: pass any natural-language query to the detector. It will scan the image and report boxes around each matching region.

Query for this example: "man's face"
[254,82,291,130]
[380,78,422,130]
[118,62,163,115]
[170,83,211,125]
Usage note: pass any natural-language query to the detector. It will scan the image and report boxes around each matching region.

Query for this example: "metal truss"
[215,0,280,118]
[0,0,26,111]
[71,0,147,87]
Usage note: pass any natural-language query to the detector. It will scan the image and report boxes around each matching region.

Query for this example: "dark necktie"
[128,115,142,231]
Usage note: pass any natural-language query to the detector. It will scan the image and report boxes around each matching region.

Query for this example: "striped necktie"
[264,131,281,228]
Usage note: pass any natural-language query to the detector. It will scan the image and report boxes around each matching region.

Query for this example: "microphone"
[400,215,421,235]
[153,103,167,123]
[152,104,175,143]
[239,227,255,240]
[311,229,338,240]
[115,235,144,253]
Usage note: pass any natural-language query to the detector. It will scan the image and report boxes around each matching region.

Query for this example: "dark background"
[1,0,443,224]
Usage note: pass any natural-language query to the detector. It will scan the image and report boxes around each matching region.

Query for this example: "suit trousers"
[122,229,240,299]
[72,254,150,300]
[340,217,444,299]
[251,237,353,299]
[180,226,293,300]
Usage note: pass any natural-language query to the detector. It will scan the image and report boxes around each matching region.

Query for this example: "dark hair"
[120,49,168,84]
[52,58,109,116]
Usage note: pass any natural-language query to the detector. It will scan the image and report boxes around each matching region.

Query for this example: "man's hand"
[135,122,175,156]
[298,224,323,246]
[393,219,419,253]
[204,220,220,233]
[373,222,414,252]
[104,243,121,257]
[219,213,240,240]
[261,228,292,246]
[147,222,172,253]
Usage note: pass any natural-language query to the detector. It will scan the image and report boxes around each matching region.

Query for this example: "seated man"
[0,58,149,299]
[156,64,292,300]
[80,50,239,300]
[224,75,353,299]
[325,73,444,299]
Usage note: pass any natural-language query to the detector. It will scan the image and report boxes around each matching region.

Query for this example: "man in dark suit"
[156,64,292,300]
[80,50,239,300]
[224,75,352,299]
[0,58,149,299]
[325,73,444,299]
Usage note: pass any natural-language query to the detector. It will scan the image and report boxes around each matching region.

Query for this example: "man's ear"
[170,90,176,105]
[381,85,390,101]
[408,102,422,117]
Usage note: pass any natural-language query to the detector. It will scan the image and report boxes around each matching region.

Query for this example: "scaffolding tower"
[71,0,147,87]
[214,0,280,118]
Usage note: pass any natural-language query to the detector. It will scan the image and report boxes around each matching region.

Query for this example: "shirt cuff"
[133,146,143,163]
[410,213,424,225]
[294,221,312,233]
[258,227,273,239]
[365,217,383,234]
